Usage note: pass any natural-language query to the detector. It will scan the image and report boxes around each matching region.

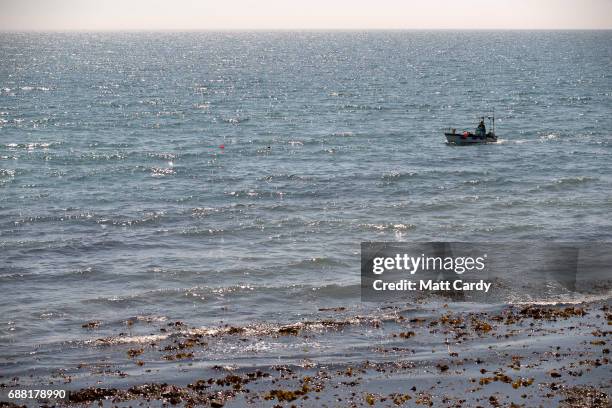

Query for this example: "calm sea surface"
[0,31,611,380]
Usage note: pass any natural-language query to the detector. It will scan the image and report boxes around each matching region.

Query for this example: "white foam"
[91,333,169,345]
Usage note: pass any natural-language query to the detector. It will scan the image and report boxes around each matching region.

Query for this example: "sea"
[0,31,611,387]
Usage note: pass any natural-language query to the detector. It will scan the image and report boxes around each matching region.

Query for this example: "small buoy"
[219,144,225,149]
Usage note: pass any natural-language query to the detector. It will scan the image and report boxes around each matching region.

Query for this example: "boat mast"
[487,108,495,135]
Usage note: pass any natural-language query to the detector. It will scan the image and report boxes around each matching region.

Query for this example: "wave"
[188,203,251,218]
[534,176,597,192]
[330,131,354,137]
[190,207,221,218]
[10,212,95,226]
[285,257,349,270]
[96,212,166,227]
[553,176,596,186]
[223,189,287,199]
[257,173,315,182]
[6,236,166,257]
[7,210,171,231]
[0,168,16,178]
[90,333,169,345]
[339,104,385,111]
[85,290,611,348]
[540,133,559,141]
[88,311,396,346]
[359,223,416,232]
[150,167,176,177]
[82,282,362,308]
[2,142,56,149]
[19,86,51,92]
[508,291,612,306]
[179,227,226,236]
[222,117,249,124]
[329,91,352,97]
[381,171,418,182]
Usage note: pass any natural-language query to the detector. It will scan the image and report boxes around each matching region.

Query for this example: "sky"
[1,0,611,30]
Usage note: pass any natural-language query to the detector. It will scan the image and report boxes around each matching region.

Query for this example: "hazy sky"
[1,0,611,30]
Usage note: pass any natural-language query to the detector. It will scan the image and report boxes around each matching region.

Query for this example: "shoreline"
[2,299,609,407]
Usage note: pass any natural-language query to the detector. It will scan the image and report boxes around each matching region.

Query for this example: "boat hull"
[445,133,497,145]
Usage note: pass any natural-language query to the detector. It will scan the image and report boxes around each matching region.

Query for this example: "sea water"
[0,31,611,381]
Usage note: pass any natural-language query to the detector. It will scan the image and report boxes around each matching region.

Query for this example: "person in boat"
[476,119,486,138]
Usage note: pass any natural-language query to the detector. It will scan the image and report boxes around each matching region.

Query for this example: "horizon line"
[2,27,612,33]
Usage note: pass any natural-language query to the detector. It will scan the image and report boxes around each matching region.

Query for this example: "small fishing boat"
[445,115,497,145]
